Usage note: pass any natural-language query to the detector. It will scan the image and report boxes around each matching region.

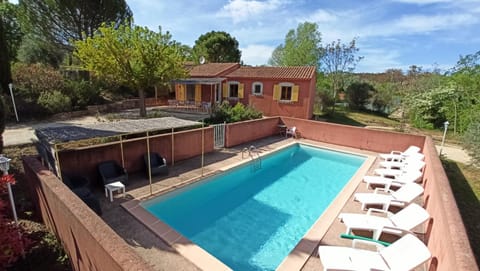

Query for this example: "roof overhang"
[172,77,225,85]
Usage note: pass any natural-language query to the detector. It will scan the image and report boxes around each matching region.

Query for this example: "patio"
[95,136,427,271]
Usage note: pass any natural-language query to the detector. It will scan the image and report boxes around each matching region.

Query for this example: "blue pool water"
[142,144,365,271]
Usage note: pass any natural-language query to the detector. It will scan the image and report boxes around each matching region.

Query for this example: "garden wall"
[421,137,478,271]
[224,117,280,147]
[22,156,154,271]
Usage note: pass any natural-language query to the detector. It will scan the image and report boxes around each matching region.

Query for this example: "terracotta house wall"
[243,78,315,119]
[225,117,280,147]
[22,156,153,271]
[421,137,478,271]
[58,128,214,186]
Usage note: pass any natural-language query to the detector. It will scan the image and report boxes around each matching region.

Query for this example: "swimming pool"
[142,143,366,271]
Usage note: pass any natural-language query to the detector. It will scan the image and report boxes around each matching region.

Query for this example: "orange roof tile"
[226,66,316,80]
[188,63,240,77]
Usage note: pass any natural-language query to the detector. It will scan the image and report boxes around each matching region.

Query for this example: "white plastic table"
[104,181,125,202]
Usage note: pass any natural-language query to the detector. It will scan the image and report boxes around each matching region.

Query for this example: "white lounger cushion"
[318,233,431,271]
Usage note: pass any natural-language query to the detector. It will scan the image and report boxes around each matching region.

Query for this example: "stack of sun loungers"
[318,145,432,271]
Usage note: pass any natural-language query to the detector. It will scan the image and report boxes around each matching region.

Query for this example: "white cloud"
[240,44,276,66]
[355,47,403,73]
[217,0,285,23]
[392,13,478,33]
[303,9,338,24]
[392,0,453,4]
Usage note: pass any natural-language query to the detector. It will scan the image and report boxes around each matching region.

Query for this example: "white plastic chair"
[318,233,431,271]
[374,160,426,178]
[339,203,430,240]
[286,126,297,138]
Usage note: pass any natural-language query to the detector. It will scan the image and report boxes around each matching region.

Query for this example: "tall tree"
[320,38,362,114]
[20,0,132,51]
[268,22,322,67]
[0,1,22,94]
[74,23,187,117]
[192,31,241,63]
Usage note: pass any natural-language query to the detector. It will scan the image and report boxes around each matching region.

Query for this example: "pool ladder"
[242,145,262,171]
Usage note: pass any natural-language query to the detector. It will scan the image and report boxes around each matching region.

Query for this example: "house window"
[280,85,292,101]
[229,83,239,98]
[252,82,263,95]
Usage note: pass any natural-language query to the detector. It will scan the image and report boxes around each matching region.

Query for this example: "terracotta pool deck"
[98,136,428,271]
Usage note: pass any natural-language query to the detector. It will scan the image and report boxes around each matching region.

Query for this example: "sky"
[126,0,480,73]
[9,0,480,73]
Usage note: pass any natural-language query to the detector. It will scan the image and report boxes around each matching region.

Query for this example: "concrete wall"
[280,117,426,153]
[421,137,478,271]
[224,117,280,147]
[58,127,214,187]
[22,156,154,271]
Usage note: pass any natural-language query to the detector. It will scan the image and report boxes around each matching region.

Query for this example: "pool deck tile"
[99,136,426,271]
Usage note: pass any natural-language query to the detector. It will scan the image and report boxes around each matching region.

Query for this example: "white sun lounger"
[379,145,423,162]
[318,233,431,271]
[354,182,424,210]
[374,160,426,178]
[339,203,430,240]
[378,152,425,169]
[363,170,423,190]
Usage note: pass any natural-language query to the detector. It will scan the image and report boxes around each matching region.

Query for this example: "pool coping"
[121,140,376,271]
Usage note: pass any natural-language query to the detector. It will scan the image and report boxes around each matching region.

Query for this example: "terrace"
[21,116,478,271]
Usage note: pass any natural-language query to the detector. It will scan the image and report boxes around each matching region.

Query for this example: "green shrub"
[463,116,480,166]
[12,63,65,99]
[206,101,262,124]
[37,90,72,114]
[64,79,101,110]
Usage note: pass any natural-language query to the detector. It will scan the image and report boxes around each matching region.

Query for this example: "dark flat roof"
[35,117,201,144]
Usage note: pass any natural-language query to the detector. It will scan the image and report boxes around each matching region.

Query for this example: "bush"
[346,82,375,110]
[206,101,262,124]
[12,63,65,98]
[37,90,72,114]
[463,116,480,166]
[64,80,102,110]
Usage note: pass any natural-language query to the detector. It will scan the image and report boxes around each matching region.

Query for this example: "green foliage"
[193,31,241,63]
[463,116,480,166]
[20,0,132,51]
[0,2,22,61]
[320,38,362,114]
[74,23,187,117]
[268,22,322,67]
[406,84,456,129]
[206,101,262,124]
[346,82,375,110]
[17,33,65,68]
[37,90,72,114]
[64,79,102,110]
[12,63,65,100]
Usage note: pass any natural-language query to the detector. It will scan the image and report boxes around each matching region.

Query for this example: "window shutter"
[292,85,299,102]
[176,84,185,101]
[223,83,228,98]
[238,83,244,98]
[195,84,201,102]
[273,84,280,100]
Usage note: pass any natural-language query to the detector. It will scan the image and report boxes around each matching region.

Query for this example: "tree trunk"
[138,88,147,117]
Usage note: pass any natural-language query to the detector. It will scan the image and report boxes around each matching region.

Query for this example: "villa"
[22,114,478,271]
[173,63,317,119]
